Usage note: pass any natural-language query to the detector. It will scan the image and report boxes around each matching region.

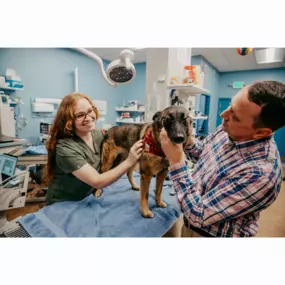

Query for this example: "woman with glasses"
[44,92,143,205]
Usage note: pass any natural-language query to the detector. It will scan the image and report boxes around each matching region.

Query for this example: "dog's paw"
[141,209,154,218]
[131,185,140,191]
[157,200,167,208]
[94,189,103,197]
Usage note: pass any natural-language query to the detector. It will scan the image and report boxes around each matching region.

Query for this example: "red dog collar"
[143,128,165,158]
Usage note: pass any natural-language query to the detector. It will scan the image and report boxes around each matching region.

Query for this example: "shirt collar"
[225,134,273,156]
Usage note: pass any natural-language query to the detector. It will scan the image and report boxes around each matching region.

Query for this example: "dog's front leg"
[140,174,154,218]
[155,169,168,208]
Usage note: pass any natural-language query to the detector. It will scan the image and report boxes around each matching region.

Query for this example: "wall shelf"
[167,83,209,95]
[116,119,145,124]
[116,107,145,113]
[192,116,208,120]
[0,86,24,92]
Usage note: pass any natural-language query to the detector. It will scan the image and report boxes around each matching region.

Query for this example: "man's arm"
[169,162,277,228]
[184,127,218,163]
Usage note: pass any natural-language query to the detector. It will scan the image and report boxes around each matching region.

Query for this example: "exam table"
[3,172,183,238]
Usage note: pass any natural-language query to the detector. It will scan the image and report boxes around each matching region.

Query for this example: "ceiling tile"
[82,48,285,72]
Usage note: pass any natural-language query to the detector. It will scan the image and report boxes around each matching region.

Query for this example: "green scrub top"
[45,129,104,205]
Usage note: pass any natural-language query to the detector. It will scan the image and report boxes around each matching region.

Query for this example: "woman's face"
[73,98,97,134]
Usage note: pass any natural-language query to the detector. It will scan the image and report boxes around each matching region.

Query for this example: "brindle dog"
[100,105,192,218]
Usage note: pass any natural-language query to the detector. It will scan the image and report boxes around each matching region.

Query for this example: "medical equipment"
[0,154,30,234]
[73,48,136,86]
[0,94,16,138]
[39,122,51,143]
[0,154,18,183]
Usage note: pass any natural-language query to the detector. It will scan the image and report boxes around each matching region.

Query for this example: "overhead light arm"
[73,48,136,87]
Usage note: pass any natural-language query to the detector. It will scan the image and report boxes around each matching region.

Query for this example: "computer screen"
[0,154,18,178]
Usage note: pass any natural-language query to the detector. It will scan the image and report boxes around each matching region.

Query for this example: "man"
[160,80,285,237]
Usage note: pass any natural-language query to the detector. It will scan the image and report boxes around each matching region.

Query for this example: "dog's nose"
[172,135,185,144]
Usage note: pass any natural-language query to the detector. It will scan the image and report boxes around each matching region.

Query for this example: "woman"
[44,92,143,205]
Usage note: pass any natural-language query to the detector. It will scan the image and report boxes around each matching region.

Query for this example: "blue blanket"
[19,173,181,237]
[23,145,48,155]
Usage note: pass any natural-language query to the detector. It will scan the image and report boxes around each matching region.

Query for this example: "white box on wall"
[32,103,54,113]
[92,100,107,116]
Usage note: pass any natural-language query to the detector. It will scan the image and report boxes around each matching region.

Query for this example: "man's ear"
[152,111,162,122]
[253,128,273,139]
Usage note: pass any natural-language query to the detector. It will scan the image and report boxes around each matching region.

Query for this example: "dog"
[100,105,192,218]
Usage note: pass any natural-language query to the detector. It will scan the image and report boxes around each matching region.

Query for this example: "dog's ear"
[185,116,193,135]
[152,111,162,122]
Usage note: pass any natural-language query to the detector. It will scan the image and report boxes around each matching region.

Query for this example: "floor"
[256,179,285,237]
[6,181,285,238]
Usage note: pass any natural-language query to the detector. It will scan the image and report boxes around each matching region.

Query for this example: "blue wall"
[219,68,285,156]
[0,48,283,155]
[115,62,146,106]
[126,58,285,156]
[0,48,145,144]
[191,55,220,133]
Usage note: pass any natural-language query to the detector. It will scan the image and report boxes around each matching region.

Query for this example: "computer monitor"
[0,154,18,183]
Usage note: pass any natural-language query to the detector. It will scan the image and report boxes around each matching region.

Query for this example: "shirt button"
[223,143,232,149]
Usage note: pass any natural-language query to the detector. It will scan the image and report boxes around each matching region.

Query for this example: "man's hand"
[160,128,184,165]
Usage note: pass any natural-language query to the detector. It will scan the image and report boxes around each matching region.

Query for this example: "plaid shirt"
[169,125,283,237]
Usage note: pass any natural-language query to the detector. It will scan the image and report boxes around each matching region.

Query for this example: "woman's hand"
[126,139,144,167]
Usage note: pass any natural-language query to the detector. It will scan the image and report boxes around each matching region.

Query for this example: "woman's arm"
[72,140,143,189]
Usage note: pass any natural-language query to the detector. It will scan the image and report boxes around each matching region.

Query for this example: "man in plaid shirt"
[160,80,285,237]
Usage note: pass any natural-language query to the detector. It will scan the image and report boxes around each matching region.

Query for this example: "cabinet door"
[216,98,231,127]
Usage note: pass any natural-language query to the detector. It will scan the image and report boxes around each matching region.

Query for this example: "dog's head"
[152,106,192,144]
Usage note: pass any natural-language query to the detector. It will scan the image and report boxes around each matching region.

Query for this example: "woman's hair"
[43,92,99,185]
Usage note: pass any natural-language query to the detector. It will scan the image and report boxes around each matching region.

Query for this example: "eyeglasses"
[74,106,97,121]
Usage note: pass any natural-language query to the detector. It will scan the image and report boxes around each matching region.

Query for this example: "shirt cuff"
[169,161,189,181]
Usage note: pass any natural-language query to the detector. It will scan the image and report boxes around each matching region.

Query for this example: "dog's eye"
[162,117,171,126]
[183,117,190,125]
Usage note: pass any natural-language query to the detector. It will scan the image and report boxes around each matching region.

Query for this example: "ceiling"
[86,48,147,64]
[86,48,285,73]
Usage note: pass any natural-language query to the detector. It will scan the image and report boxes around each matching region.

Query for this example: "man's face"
[220,87,270,142]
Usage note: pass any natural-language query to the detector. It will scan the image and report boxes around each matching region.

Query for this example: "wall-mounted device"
[31,98,62,115]
[32,102,55,113]
[0,94,15,138]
